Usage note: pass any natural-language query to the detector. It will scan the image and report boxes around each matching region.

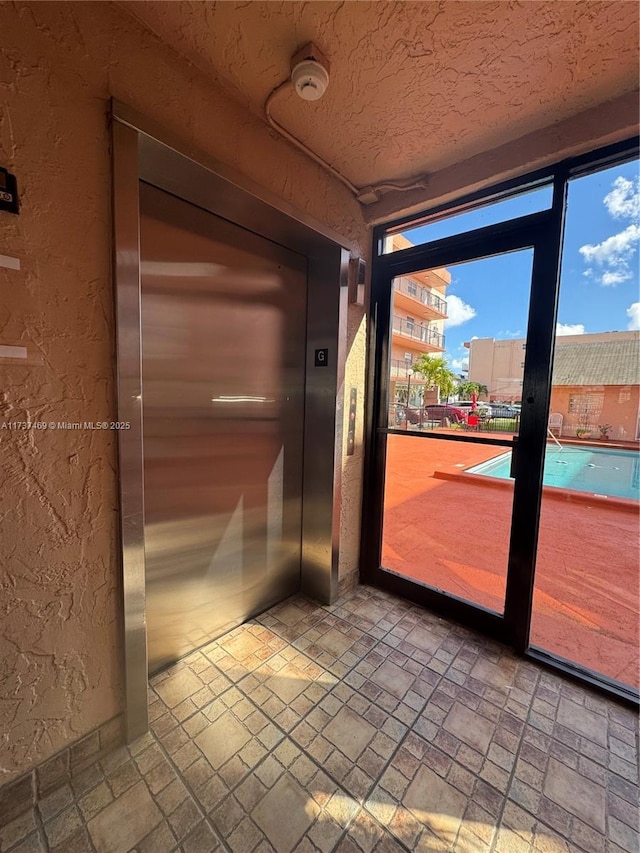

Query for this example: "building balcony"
[389,359,428,380]
[392,315,445,351]
[393,277,447,319]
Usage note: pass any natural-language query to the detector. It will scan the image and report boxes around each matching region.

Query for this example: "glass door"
[365,184,565,642]
[382,251,533,617]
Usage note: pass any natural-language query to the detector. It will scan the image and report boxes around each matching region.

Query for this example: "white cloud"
[449,357,469,371]
[580,224,640,265]
[498,329,523,338]
[602,270,633,286]
[445,295,476,327]
[556,323,585,336]
[579,223,640,286]
[604,176,640,221]
[627,302,640,331]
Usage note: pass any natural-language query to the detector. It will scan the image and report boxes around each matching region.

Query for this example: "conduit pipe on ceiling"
[264,70,430,206]
[265,79,360,196]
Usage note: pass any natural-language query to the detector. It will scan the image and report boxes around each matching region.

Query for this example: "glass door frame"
[362,137,639,705]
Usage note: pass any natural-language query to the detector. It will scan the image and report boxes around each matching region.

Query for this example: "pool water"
[468,446,640,500]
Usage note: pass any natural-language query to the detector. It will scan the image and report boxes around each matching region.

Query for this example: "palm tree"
[411,354,457,400]
[457,380,488,399]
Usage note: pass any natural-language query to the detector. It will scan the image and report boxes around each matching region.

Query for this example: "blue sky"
[400,159,640,374]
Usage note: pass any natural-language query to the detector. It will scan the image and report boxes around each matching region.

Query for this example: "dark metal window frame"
[362,137,640,707]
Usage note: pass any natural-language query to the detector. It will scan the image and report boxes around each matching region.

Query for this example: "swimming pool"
[467,446,640,500]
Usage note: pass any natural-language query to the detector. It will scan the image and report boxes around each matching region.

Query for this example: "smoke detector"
[290,43,330,101]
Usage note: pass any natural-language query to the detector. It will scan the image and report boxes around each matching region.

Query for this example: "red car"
[422,404,467,424]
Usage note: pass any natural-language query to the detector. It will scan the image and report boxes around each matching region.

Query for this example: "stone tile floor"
[2,586,638,853]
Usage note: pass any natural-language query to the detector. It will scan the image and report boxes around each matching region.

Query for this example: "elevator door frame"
[111,100,350,741]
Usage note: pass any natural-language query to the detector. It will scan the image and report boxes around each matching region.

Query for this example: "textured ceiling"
[121,1,639,191]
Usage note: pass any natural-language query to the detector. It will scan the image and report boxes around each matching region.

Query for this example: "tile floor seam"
[481,667,544,853]
[340,785,424,848]
[355,723,438,853]
[485,689,544,853]
[364,604,616,853]
[149,729,230,853]
[394,645,522,853]
[303,797,404,853]
[326,670,433,852]
[101,773,166,853]
[254,674,416,851]
[82,821,100,853]
[80,818,100,853]
[78,767,118,853]
[181,606,408,716]
[30,789,102,853]
[30,805,50,853]
[331,814,414,853]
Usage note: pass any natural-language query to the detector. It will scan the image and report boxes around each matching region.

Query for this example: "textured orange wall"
[125,0,640,190]
[0,1,367,784]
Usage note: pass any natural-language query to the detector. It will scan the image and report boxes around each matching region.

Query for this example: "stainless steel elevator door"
[139,183,307,673]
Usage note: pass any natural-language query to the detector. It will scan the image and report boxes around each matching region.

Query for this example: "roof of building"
[552,336,640,386]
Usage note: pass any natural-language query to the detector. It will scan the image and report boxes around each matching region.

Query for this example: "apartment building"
[466,331,640,438]
[465,335,527,402]
[388,235,450,407]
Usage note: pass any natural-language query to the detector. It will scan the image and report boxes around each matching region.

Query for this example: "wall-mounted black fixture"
[0,168,18,214]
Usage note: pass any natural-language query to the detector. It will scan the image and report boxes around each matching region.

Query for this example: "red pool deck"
[382,434,640,690]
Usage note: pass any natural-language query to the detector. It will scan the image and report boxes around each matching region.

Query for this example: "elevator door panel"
[139,183,307,673]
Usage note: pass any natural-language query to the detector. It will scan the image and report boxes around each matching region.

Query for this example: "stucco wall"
[0,1,367,784]
[550,386,640,441]
[339,306,367,593]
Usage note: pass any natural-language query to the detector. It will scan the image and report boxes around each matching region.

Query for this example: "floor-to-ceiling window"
[364,140,639,703]
[530,159,640,691]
